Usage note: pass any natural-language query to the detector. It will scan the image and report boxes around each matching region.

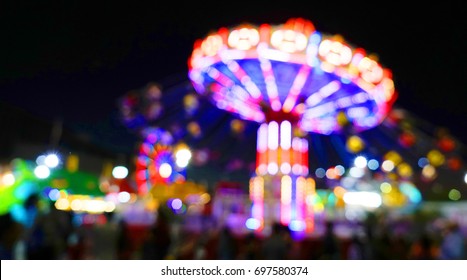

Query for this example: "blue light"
[368,159,379,170]
[14,182,39,201]
[340,77,351,84]
[309,32,322,44]
[400,182,422,204]
[10,204,27,225]
[418,157,429,168]
[315,168,326,178]
[48,189,60,201]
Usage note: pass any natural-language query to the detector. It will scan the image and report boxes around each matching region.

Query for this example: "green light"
[448,189,461,201]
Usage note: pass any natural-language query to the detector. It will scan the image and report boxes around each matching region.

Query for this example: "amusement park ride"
[188,17,397,234]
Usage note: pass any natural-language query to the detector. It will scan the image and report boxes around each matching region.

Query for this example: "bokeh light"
[112,166,129,179]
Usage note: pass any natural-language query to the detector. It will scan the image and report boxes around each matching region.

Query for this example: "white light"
[105,202,116,212]
[112,166,128,179]
[159,163,172,178]
[1,173,15,186]
[381,160,395,172]
[267,163,278,175]
[280,121,292,150]
[464,173,467,184]
[349,167,364,178]
[280,163,291,174]
[267,121,279,150]
[44,154,60,168]
[118,191,131,203]
[354,156,367,168]
[175,148,192,168]
[257,123,268,152]
[245,218,261,230]
[34,165,50,179]
[343,191,382,208]
[83,199,108,213]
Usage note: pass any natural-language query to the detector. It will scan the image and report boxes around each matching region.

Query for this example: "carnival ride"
[187,17,397,233]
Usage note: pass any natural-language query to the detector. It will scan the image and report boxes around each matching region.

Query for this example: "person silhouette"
[141,208,172,260]
[0,212,23,259]
[217,225,236,260]
[321,221,340,259]
[261,223,289,260]
[439,221,465,260]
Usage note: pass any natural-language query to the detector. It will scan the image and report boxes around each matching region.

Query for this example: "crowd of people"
[1,195,466,260]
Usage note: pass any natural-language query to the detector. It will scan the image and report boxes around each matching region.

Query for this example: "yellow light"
[314,202,324,213]
[337,111,349,127]
[346,135,365,153]
[382,77,395,101]
[384,151,402,165]
[55,198,70,210]
[67,154,80,173]
[200,193,211,204]
[187,122,202,137]
[249,176,264,201]
[183,94,199,111]
[397,162,413,178]
[333,186,346,198]
[427,149,445,167]
[59,190,68,198]
[306,178,316,194]
[380,182,392,193]
[422,164,437,179]
[70,199,83,211]
[230,119,245,134]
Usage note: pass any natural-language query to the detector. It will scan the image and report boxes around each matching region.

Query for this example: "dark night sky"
[1,1,466,151]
